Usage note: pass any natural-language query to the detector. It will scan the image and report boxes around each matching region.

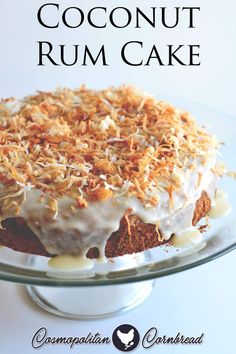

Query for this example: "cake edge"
[0,191,211,259]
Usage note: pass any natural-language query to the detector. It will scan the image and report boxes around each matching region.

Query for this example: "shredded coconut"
[0,86,219,208]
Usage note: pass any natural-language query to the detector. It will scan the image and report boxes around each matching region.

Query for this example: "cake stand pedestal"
[26,280,154,319]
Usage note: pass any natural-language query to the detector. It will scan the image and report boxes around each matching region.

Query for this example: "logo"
[112,324,140,352]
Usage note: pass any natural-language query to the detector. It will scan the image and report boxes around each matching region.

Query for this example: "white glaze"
[11,152,217,258]
[208,189,231,218]
[171,228,202,248]
[48,254,94,270]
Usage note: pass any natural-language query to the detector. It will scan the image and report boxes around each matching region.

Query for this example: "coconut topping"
[0,86,219,211]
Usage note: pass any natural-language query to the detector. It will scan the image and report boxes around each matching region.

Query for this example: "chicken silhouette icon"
[117,329,134,350]
[112,324,140,351]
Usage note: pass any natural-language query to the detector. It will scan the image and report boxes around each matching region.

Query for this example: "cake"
[0,86,223,260]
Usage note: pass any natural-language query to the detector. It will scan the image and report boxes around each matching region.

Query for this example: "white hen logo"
[116,329,135,350]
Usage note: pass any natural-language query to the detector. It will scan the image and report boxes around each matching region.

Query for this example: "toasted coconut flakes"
[213,160,227,176]
[124,208,133,236]
[47,197,58,219]
[0,86,219,208]
[196,172,203,188]
[154,220,164,242]
[98,115,116,131]
[76,195,88,208]
[166,184,175,209]
[227,171,236,179]
[88,186,113,201]
[0,188,25,201]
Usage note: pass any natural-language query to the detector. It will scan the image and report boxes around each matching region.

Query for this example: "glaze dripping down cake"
[0,86,223,259]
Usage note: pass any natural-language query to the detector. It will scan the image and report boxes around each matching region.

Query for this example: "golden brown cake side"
[0,191,211,258]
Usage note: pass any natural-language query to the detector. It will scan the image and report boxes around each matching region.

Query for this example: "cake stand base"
[26,280,155,319]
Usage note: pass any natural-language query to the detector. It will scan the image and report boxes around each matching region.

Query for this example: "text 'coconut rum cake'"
[0,86,229,267]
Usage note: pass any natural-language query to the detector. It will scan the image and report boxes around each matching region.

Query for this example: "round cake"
[0,86,222,260]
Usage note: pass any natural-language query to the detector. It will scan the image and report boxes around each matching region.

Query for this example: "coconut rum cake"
[0,86,225,261]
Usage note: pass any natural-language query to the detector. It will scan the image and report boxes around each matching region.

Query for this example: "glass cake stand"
[0,98,235,319]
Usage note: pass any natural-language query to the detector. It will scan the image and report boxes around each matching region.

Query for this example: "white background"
[0,1,235,353]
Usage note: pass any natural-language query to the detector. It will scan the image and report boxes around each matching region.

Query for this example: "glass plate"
[0,97,235,318]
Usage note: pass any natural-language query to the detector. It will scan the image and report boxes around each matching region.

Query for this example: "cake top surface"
[0,86,219,209]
